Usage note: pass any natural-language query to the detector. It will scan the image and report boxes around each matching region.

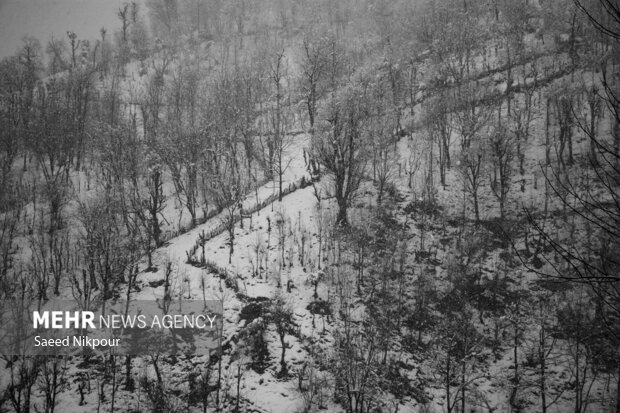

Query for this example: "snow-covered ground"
[2,3,619,411]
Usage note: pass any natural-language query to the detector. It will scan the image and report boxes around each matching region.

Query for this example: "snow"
[2,5,619,412]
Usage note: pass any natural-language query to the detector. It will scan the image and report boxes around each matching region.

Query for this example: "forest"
[0,0,619,412]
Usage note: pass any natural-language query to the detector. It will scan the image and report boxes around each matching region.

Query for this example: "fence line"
[185,175,313,266]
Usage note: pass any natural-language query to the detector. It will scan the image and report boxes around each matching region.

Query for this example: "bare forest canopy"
[0,0,125,60]
[0,0,619,412]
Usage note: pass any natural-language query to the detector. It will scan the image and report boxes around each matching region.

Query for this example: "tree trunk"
[446,355,452,413]
[279,171,283,202]
[461,362,466,413]
[613,117,619,164]
[229,229,234,264]
[125,356,133,390]
[280,334,287,375]
[540,326,547,413]
[473,191,480,223]
[616,362,620,413]
[589,101,598,165]
[336,198,348,227]
[236,363,242,412]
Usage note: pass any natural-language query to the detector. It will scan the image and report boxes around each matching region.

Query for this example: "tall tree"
[312,78,371,227]
[299,30,330,131]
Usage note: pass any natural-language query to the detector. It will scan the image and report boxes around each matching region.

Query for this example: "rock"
[149,279,165,288]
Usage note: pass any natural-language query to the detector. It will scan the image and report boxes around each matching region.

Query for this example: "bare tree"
[234,60,265,185]
[269,50,293,201]
[312,79,371,226]
[459,138,487,223]
[211,163,248,264]
[426,93,453,188]
[38,357,68,413]
[129,149,166,268]
[573,82,603,165]
[118,3,130,45]
[367,64,399,204]
[256,48,293,201]
[45,36,68,75]
[331,314,382,413]
[508,69,536,183]
[269,291,295,377]
[299,30,329,131]
[452,87,492,152]
[5,356,40,413]
[488,125,515,220]
[429,6,481,89]
[374,142,397,205]
[160,58,203,227]
[432,298,486,413]
[79,191,131,315]
[553,88,577,168]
